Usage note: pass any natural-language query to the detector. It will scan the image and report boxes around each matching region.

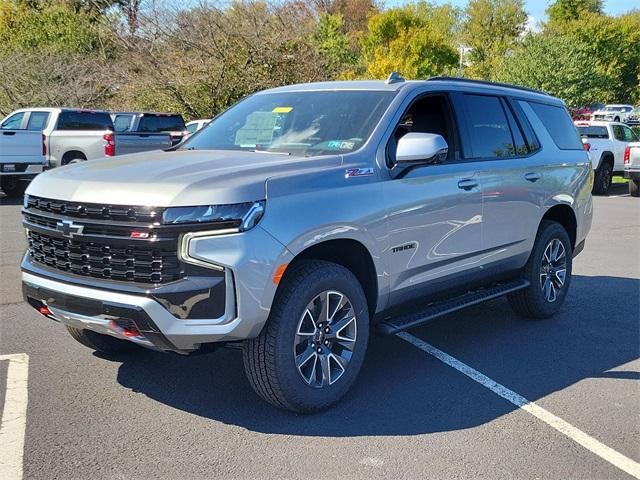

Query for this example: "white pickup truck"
[624,141,640,197]
[575,120,639,195]
[0,113,46,197]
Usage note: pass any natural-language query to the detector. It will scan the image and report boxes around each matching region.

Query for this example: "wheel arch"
[541,204,577,249]
[284,239,379,318]
[61,150,87,165]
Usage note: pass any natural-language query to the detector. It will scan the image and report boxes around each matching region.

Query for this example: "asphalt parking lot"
[1,185,638,480]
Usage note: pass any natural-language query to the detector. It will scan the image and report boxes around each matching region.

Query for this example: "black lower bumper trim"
[22,282,179,352]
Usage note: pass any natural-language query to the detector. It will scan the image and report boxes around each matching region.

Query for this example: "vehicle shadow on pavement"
[114,274,639,436]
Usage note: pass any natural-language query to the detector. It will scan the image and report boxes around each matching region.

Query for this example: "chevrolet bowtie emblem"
[56,220,84,238]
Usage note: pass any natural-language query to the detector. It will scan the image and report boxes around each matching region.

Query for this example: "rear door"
[453,93,548,272]
[383,92,483,305]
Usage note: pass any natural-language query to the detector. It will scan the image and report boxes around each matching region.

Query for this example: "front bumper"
[21,225,292,353]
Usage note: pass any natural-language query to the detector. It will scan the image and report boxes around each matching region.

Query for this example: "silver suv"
[21,77,593,413]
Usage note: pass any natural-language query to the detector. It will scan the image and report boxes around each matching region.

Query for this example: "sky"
[385,0,638,25]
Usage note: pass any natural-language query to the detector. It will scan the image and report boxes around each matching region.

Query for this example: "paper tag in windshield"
[272,107,293,113]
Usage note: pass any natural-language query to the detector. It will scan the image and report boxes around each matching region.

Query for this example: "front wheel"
[243,260,370,413]
[508,221,573,319]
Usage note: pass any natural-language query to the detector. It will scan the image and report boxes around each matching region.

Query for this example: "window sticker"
[272,106,293,113]
[326,140,356,150]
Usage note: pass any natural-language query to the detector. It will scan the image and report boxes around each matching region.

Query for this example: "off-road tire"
[593,161,613,195]
[629,179,639,197]
[243,260,370,413]
[508,220,573,319]
[66,326,139,354]
[0,176,26,198]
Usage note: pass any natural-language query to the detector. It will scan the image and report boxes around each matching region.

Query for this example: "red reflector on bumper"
[38,305,51,316]
[122,327,141,337]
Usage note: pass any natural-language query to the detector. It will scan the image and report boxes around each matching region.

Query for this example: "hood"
[27,150,341,206]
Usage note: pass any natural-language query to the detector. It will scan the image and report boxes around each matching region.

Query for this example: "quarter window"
[526,102,583,150]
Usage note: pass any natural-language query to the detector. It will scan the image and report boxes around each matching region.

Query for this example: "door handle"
[524,172,542,182]
[457,179,479,191]
[2,131,16,136]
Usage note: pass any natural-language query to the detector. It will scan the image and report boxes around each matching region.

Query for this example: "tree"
[462,0,527,80]
[496,32,608,106]
[312,13,354,74]
[546,0,603,24]
[362,2,460,79]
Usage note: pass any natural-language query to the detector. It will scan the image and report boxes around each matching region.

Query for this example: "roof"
[259,77,559,103]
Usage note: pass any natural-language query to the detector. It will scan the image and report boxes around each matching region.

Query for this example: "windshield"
[603,106,627,112]
[182,90,395,156]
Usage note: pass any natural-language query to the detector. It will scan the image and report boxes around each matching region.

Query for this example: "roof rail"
[427,76,550,96]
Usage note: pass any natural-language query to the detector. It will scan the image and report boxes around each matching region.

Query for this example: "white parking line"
[397,332,640,480]
[0,353,29,480]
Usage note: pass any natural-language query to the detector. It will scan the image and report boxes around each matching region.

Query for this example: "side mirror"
[392,132,448,178]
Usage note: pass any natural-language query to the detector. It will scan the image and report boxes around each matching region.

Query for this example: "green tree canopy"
[497,32,608,106]
[462,0,528,80]
[546,0,603,24]
[362,2,460,79]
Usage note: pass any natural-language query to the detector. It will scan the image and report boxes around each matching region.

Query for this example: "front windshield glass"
[182,90,395,156]
[603,106,625,112]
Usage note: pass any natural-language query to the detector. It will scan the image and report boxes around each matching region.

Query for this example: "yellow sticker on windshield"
[272,107,293,113]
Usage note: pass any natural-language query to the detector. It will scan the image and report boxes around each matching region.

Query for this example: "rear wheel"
[66,326,139,355]
[243,260,370,413]
[0,176,26,198]
[509,221,572,319]
[593,161,613,195]
[630,179,639,197]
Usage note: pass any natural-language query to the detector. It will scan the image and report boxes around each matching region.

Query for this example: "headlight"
[162,201,265,231]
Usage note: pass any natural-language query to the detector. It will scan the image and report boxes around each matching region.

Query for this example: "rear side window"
[138,115,185,133]
[577,126,609,139]
[113,114,133,132]
[57,111,113,131]
[459,94,519,158]
[1,112,25,129]
[26,112,50,131]
[527,102,583,150]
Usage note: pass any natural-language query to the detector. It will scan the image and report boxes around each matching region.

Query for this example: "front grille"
[27,230,183,284]
[594,115,605,120]
[26,195,164,223]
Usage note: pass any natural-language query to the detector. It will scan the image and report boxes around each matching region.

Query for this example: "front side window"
[26,112,50,131]
[184,90,395,157]
[460,94,516,158]
[186,123,198,134]
[113,115,133,132]
[1,112,25,130]
[622,126,638,142]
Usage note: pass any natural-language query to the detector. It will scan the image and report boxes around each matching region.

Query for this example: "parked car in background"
[111,112,187,146]
[591,104,634,123]
[623,141,640,197]
[0,112,46,197]
[185,119,211,135]
[571,102,604,121]
[576,120,639,195]
[22,77,592,413]
[626,106,640,126]
[2,108,117,169]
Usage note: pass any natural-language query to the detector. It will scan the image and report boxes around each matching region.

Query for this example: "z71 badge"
[345,168,374,178]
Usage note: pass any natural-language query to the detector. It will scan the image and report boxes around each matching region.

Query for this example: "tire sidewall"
[271,263,370,411]
[526,222,573,317]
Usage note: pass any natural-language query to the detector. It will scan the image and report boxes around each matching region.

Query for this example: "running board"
[377,279,530,335]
